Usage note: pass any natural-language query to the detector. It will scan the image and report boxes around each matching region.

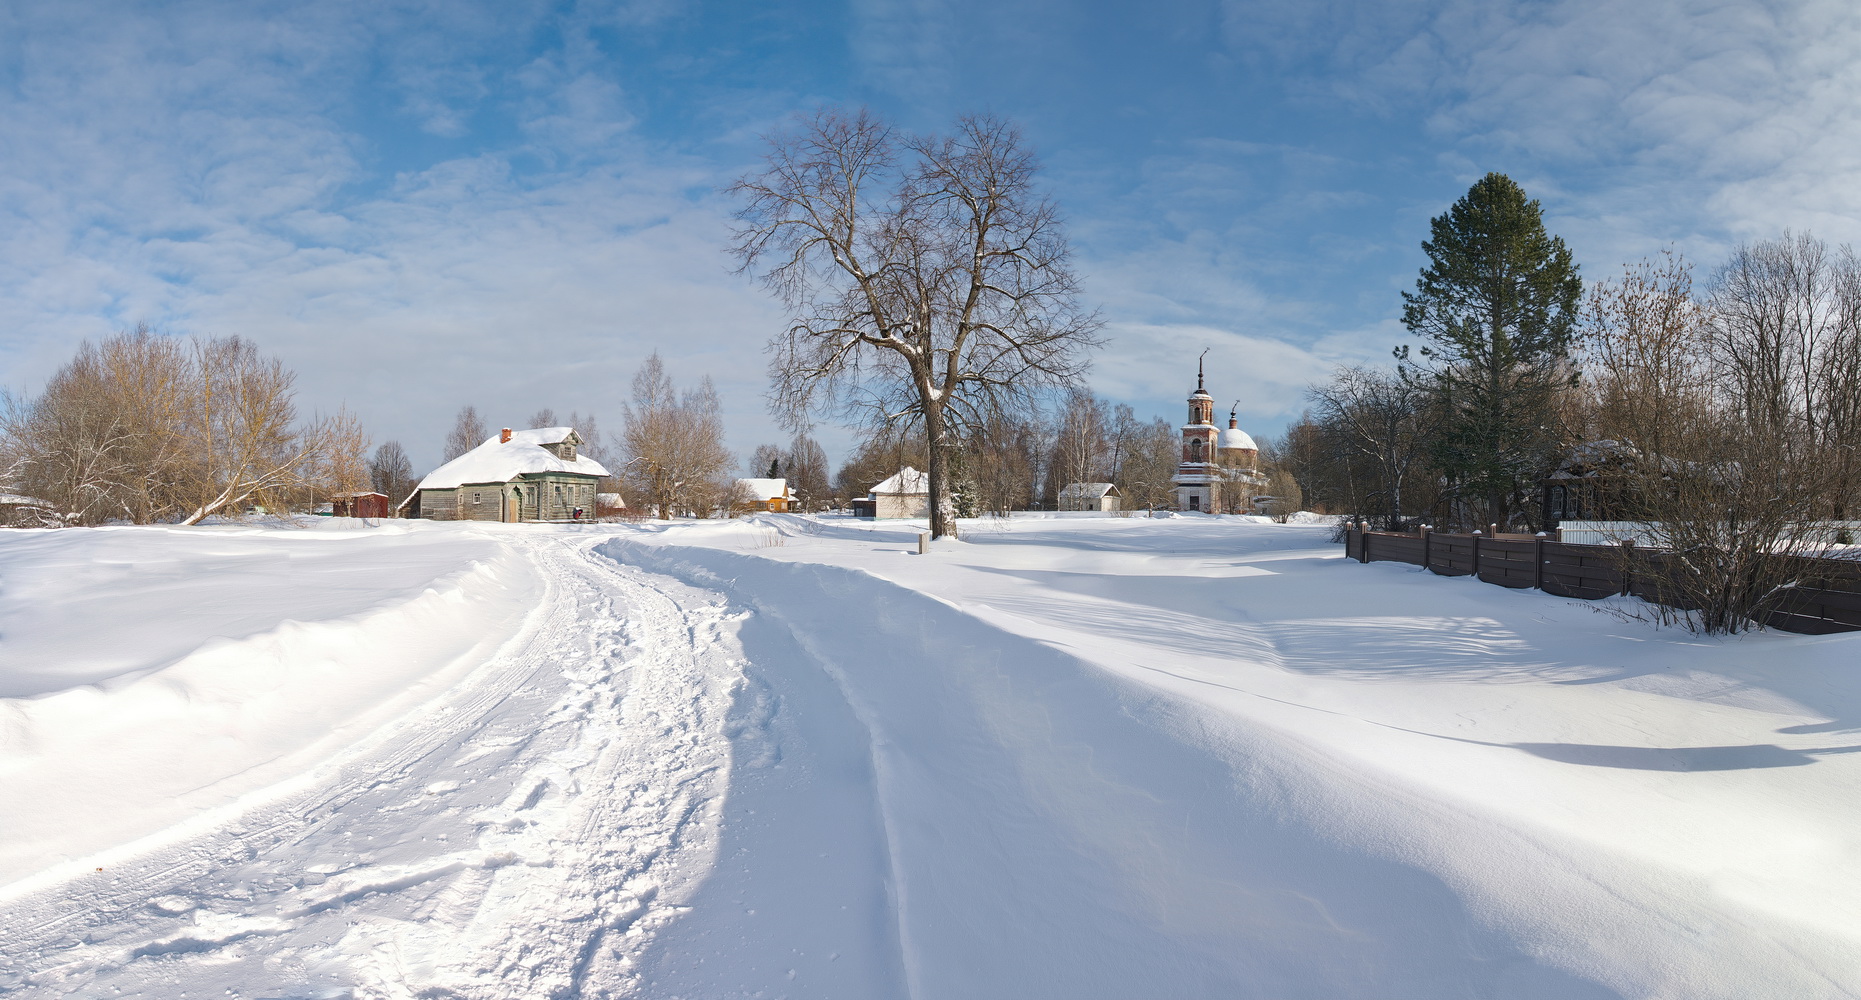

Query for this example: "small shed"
[1057,482,1121,513]
[330,491,391,518]
[869,467,931,519]
[734,478,792,513]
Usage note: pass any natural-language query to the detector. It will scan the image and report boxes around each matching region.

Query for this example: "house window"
[472,492,481,504]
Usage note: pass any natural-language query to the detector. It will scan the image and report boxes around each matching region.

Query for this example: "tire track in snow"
[0,532,747,1000]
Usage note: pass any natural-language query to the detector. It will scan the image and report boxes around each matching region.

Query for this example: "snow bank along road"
[2,516,1860,998]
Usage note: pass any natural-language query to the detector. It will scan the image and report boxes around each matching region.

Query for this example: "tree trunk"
[926,402,952,539]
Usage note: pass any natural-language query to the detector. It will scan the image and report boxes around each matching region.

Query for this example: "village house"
[403,427,609,522]
[734,478,792,513]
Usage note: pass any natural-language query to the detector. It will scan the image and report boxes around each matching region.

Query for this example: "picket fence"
[1342,523,1861,635]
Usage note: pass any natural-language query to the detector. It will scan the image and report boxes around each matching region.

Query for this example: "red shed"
[330,491,392,518]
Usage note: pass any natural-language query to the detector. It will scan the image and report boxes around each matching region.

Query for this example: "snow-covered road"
[0,526,749,997]
[4,515,1861,999]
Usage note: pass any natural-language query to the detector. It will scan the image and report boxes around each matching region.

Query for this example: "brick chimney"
[500,428,512,443]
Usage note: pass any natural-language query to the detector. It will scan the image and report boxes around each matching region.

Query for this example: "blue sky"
[3,0,1858,471]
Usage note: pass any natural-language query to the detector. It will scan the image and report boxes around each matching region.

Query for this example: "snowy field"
[2,515,1859,998]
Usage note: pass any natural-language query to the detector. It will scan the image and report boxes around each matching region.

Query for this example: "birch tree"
[731,107,1101,538]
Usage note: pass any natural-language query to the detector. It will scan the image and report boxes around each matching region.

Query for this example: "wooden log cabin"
[403,426,610,522]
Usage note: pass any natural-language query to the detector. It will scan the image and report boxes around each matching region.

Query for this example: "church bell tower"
[1172,354,1220,512]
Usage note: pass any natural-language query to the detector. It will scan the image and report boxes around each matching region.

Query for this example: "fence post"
[1471,529,1481,580]
[1534,533,1546,590]
[1360,522,1371,563]
[1420,525,1432,574]
[1620,538,1635,596]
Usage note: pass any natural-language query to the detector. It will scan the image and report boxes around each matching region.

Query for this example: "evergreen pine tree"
[1397,172,1581,529]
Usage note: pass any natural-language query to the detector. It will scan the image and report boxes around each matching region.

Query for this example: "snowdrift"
[0,522,537,893]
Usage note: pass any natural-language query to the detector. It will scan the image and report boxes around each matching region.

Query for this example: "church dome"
[1218,425,1257,452]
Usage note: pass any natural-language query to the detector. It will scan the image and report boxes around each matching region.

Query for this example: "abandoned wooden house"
[403,427,610,522]
[1540,440,1645,529]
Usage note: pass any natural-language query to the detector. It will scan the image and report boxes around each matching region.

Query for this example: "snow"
[414,426,609,490]
[735,477,788,500]
[4,515,1861,998]
[868,466,928,496]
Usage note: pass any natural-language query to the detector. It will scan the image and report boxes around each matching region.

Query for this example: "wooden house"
[734,478,792,513]
[404,427,610,522]
[1540,440,1644,529]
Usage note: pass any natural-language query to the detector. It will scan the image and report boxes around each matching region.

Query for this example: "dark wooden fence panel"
[1430,535,1475,576]
[1365,534,1424,565]
[1337,523,1861,634]
[1475,539,1537,589]
[1541,542,1624,600]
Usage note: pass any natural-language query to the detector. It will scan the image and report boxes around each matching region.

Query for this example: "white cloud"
[0,1,792,472]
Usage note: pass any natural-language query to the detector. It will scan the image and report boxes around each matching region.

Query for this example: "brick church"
[1172,357,1267,512]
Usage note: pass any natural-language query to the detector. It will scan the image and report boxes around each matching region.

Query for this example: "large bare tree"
[730,107,1101,537]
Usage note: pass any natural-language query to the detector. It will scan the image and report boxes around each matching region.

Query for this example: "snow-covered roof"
[1218,426,1258,452]
[1057,482,1120,500]
[736,478,789,500]
[869,466,929,496]
[597,492,625,507]
[415,427,610,491]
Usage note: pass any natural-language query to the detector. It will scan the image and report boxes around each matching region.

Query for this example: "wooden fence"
[1343,524,1861,634]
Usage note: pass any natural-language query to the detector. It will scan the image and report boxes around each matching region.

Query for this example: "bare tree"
[527,407,558,429]
[746,442,787,479]
[1111,416,1180,513]
[620,353,734,519]
[1580,249,1845,632]
[176,337,358,525]
[1047,388,1109,503]
[731,107,1101,538]
[835,426,929,502]
[370,441,416,505]
[962,412,1044,515]
[1309,365,1434,529]
[444,405,487,462]
[787,434,831,511]
[5,329,359,526]
[1707,232,1861,516]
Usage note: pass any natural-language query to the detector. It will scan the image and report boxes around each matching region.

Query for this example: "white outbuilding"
[868,466,931,518]
[1057,482,1122,513]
